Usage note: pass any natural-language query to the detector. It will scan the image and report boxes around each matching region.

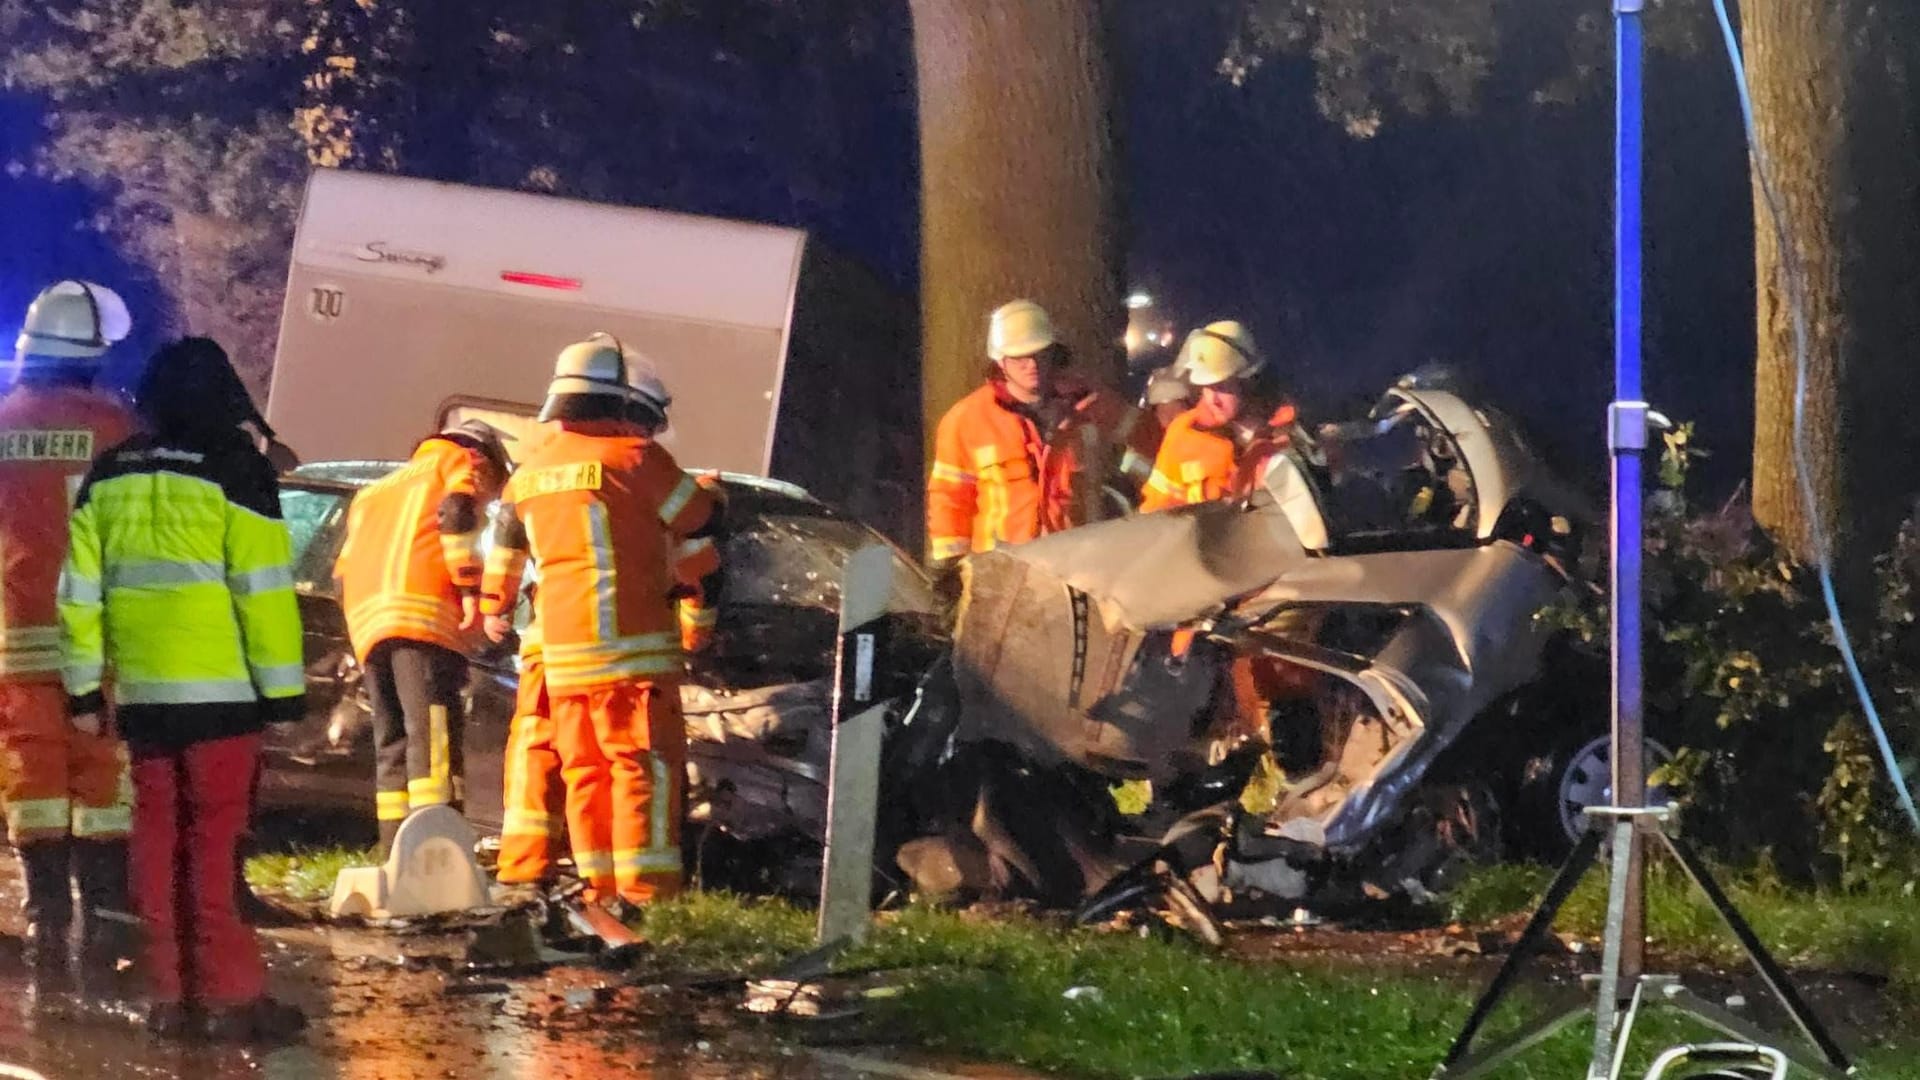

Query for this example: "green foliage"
[1547,422,1920,885]
[1445,862,1556,925]
[1221,0,1500,137]
[653,890,1920,1077]
[1,0,310,379]
[1223,0,1713,136]
[3,0,900,387]
[637,890,816,970]
[1454,861,1920,999]
[244,844,378,901]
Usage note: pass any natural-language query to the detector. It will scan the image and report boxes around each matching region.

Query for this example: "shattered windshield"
[280,485,352,593]
[278,461,935,619]
[724,512,938,617]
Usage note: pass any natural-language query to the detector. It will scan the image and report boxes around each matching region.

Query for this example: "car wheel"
[1515,734,1674,861]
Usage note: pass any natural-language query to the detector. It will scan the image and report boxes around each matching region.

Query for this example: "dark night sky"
[0,0,1759,497]
[1115,5,1755,498]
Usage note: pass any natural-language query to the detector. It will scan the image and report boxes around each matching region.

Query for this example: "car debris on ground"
[269,376,1617,951]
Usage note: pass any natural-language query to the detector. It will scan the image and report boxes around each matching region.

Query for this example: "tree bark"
[1744,0,1920,567]
[907,0,1125,446]
[171,212,284,400]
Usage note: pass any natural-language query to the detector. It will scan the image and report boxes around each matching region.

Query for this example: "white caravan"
[265,168,917,542]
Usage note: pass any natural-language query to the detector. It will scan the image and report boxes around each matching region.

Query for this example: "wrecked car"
[262,462,947,894]
[264,377,1616,920]
[893,379,1613,916]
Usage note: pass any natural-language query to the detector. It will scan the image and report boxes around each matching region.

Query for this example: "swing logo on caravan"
[353,241,447,274]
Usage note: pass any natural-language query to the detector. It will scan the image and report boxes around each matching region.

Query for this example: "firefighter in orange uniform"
[926,300,1104,590]
[1113,366,1192,500]
[482,334,722,910]
[334,420,511,855]
[1140,321,1298,513]
[494,486,722,895]
[493,603,561,891]
[0,281,138,994]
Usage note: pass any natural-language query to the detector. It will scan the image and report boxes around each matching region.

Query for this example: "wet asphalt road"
[0,927,974,1080]
[0,855,1030,1080]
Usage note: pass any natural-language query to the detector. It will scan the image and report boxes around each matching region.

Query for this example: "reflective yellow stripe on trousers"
[572,849,614,880]
[376,789,410,822]
[502,808,558,839]
[615,754,680,879]
[403,703,454,809]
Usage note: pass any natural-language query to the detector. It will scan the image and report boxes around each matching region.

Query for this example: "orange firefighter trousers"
[0,682,131,844]
[496,644,563,885]
[553,680,685,905]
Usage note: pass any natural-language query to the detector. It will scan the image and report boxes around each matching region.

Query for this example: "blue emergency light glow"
[1609,0,1645,834]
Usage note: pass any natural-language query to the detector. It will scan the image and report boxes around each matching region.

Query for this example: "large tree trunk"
[907,0,1125,447]
[1744,0,1920,568]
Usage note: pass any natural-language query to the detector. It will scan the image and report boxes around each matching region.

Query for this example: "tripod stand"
[1433,805,1853,1078]
[1435,0,1855,1075]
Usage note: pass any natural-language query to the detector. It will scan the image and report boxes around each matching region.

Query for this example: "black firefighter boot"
[19,840,74,998]
[73,839,140,1010]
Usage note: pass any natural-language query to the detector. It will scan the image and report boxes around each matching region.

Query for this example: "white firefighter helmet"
[986,299,1056,362]
[1178,320,1262,387]
[537,332,672,425]
[1142,365,1191,407]
[13,280,132,366]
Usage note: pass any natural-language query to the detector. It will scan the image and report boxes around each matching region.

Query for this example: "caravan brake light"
[500,271,583,291]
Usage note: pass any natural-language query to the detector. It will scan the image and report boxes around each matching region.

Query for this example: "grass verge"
[1450,862,1920,998]
[637,894,1919,1079]
[245,845,379,902]
[246,847,1920,1077]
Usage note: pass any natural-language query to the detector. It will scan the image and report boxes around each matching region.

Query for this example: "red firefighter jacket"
[0,384,135,682]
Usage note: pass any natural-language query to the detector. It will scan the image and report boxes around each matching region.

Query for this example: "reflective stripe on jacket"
[1139,407,1238,513]
[926,382,1085,561]
[0,385,134,682]
[1115,406,1164,488]
[479,420,720,695]
[58,432,305,729]
[335,436,493,661]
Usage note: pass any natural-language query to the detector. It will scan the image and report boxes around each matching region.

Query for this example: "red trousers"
[131,733,264,1007]
[553,681,685,904]
[0,681,131,844]
[496,644,563,885]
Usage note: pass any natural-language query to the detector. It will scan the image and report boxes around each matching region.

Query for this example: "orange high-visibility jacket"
[480,421,720,696]
[1139,408,1238,513]
[335,435,492,662]
[0,385,134,682]
[926,383,1087,562]
[1141,403,1297,513]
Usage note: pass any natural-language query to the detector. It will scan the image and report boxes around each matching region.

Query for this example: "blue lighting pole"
[1607,0,1648,995]
[1439,5,1858,1072]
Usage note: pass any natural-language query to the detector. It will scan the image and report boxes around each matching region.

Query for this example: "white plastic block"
[328,804,491,919]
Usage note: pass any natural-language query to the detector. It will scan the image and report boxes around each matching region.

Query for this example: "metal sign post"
[1431,0,1853,1075]
[816,543,896,946]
